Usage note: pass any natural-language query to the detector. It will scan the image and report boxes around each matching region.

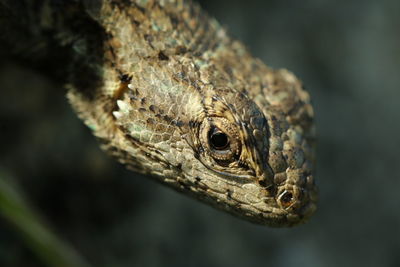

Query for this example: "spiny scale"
[67,0,317,226]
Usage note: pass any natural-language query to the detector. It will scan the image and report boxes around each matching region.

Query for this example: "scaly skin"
[2,0,317,226]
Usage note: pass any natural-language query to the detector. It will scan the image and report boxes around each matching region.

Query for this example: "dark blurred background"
[1,0,399,266]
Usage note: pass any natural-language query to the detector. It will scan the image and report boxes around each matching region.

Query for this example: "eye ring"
[199,117,241,162]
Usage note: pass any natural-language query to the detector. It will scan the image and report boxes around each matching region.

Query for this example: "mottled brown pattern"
[1,0,317,226]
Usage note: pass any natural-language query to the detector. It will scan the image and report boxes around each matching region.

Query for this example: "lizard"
[0,0,317,227]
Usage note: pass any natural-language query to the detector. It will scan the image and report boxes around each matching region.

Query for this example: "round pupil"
[210,129,229,150]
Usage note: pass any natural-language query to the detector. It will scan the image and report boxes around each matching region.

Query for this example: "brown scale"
[62,0,317,226]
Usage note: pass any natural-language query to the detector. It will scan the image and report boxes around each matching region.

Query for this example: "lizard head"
[181,69,317,226]
[106,61,317,227]
[65,0,316,227]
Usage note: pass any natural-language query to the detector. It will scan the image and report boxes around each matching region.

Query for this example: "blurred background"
[1,0,399,266]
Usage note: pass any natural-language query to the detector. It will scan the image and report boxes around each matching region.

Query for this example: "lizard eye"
[209,127,230,150]
[199,117,241,162]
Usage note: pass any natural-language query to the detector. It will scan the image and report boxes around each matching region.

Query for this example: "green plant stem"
[0,171,91,267]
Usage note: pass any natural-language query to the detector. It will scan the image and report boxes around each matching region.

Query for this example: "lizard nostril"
[278,190,294,208]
